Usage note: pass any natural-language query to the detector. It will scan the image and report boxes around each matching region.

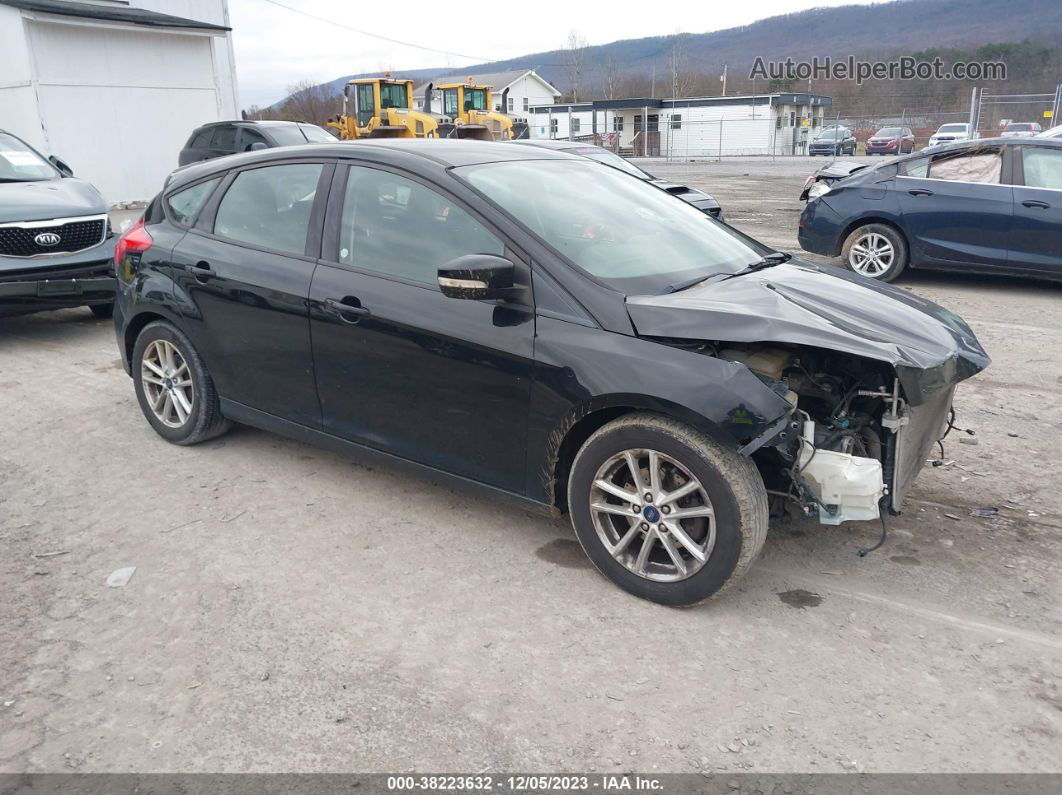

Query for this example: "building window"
[508,97,514,111]
[812,115,820,128]
[775,115,782,130]
[613,116,624,132]
[647,114,659,133]
[790,111,796,127]
[550,118,558,134]
[523,98,529,111]
[670,114,682,130]
[634,114,642,132]
[571,118,581,134]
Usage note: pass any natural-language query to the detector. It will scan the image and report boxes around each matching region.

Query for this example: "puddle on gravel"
[778,589,823,609]
[535,538,592,569]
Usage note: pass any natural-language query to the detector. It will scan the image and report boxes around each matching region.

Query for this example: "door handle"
[188,261,214,282]
[324,297,370,323]
[1021,199,1050,209]
[908,188,934,197]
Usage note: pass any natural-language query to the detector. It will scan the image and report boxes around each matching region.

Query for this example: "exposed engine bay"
[693,342,952,526]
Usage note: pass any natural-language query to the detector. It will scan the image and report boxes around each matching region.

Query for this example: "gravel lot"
[2,156,1060,775]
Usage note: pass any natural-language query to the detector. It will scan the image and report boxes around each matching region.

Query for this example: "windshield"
[570,146,652,179]
[1006,123,1036,131]
[0,132,59,182]
[459,160,765,294]
[877,128,903,136]
[298,124,335,142]
[938,124,967,133]
[816,129,845,140]
[464,88,488,111]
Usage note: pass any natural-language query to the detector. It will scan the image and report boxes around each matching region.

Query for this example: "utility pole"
[720,64,727,96]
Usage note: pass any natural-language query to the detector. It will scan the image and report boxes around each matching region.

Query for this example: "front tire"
[132,321,231,445]
[841,223,908,282]
[567,414,768,606]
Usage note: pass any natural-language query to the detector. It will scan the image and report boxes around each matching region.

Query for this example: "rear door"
[1008,145,1062,276]
[170,159,333,427]
[208,124,239,160]
[308,162,535,492]
[895,146,1013,270]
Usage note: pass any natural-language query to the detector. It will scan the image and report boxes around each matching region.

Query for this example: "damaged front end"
[628,260,990,526]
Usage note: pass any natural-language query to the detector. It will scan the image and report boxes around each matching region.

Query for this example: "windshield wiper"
[660,273,713,294]
[720,252,792,281]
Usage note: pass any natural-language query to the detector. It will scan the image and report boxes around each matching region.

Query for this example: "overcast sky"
[230,0,884,108]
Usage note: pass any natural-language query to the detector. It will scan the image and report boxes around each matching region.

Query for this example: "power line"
[258,0,492,63]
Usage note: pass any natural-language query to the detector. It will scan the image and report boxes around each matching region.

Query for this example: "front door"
[309,164,535,493]
[1008,145,1062,276]
[171,160,332,427]
[895,146,1013,269]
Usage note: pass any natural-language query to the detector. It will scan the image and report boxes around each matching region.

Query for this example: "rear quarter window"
[190,129,212,148]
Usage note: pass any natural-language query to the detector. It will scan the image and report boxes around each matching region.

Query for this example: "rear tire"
[89,303,114,319]
[841,223,908,282]
[132,321,231,445]
[567,414,768,606]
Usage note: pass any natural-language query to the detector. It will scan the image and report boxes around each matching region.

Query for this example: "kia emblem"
[34,232,61,247]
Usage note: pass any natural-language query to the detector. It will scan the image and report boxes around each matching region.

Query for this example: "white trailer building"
[529,93,833,158]
[0,0,238,203]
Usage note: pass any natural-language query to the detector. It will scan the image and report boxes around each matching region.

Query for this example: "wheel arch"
[542,394,739,514]
[123,307,181,370]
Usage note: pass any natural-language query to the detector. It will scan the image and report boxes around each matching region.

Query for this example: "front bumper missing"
[891,385,954,511]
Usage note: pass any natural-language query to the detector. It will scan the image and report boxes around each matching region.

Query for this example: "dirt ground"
[2,156,1060,775]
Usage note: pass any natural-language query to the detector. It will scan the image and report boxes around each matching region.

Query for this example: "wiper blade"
[660,273,712,294]
[720,252,792,281]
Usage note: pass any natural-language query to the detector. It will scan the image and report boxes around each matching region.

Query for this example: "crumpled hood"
[626,260,990,405]
[0,178,106,223]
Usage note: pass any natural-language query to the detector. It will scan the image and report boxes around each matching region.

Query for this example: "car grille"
[0,216,107,258]
[0,258,112,284]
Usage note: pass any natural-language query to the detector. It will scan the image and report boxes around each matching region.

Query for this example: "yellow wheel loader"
[327,77,450,140]
[424,78,529,140]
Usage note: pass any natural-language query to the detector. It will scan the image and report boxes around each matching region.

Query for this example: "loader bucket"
[454,125,494,141]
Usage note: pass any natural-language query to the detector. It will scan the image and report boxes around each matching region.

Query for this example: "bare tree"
[278,79,342,126]
[666,34,696,98]
[602,52,618,100]
[565,30,589,102]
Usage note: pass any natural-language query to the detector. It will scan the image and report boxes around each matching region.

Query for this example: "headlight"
[807,182,831,199]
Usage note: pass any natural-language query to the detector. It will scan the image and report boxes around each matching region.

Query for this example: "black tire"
[89,302,114,319]
[131,321,231,445]
[840,222,909,282]
[567,413,768,606]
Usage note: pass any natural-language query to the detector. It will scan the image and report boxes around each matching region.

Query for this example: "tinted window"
[1021,147,1062,189]
[337,166,503,285]
[210,126,238,151]
[190,129,212,148]
[239,129,268,152]
[214,163,323,255]
[166,178,220,226]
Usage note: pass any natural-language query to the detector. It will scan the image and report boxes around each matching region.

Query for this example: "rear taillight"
[114,218,152,268]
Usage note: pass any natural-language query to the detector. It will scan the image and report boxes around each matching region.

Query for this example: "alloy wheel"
[589,449,716,582]
[848,232,895,277]
[141,339,194,428]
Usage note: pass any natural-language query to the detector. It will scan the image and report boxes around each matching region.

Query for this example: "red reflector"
[114,218,153,267]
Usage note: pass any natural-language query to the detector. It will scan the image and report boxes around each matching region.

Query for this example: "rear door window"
[1020,147,1062,189]
[167,178,221,226]
[213,163,324,255]
[927,150,1002,183]
[238,128,269,152]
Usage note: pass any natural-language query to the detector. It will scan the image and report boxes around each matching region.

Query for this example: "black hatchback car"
[114,141,988,605]
[178,120,336,166]
[799,137,1062,281]
[0,129,116,318]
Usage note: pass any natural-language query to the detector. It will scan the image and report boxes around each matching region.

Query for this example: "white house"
[414,69,560,117]
[529,94,834,158]
[0,0,238,203]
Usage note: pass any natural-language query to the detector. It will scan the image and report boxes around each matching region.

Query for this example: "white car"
[1000,122,1043,138]
[927,123,973,147]
[1035,123,1062,139]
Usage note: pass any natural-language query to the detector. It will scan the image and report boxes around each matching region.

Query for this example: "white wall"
[0,4,43,147]
[493,72,556,115]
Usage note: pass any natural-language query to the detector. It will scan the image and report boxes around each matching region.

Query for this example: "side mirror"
[438,254,517,300]
[249,142,268,151]
[49,155,73,177]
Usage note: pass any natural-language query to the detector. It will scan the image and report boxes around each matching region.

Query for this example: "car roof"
[194,119,319,130]
[509,139,588,151]
[166,139,580,191]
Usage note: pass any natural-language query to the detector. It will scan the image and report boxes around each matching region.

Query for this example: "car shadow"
[897,269,1062,293]
[0,306,107,346]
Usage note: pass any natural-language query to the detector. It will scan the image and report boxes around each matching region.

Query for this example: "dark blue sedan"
[798,137,1062,281]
